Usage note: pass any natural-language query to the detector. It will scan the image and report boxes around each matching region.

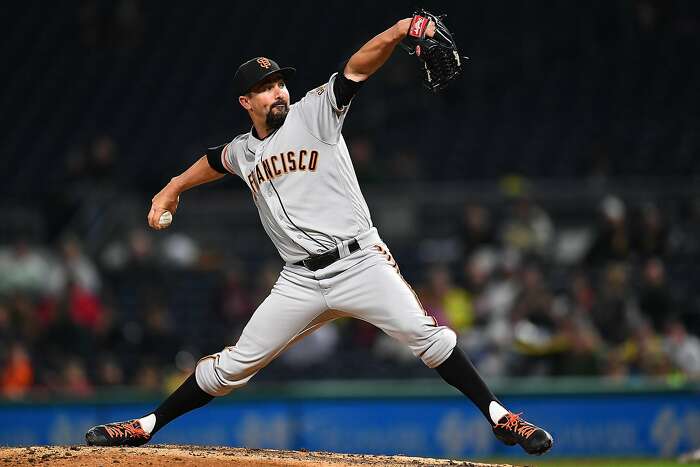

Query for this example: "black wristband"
[205,144,228,174]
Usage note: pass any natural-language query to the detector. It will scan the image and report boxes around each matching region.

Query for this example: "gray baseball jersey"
[218,72,373,263]
[195,70,457,399]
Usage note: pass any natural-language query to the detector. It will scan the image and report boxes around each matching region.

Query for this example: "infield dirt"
[0,445,525,466]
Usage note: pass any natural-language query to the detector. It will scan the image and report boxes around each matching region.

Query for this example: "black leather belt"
[294,239,360,271]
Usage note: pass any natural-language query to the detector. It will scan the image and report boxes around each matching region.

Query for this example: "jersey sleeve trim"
[327,72,346,114]
[221,144,238,175]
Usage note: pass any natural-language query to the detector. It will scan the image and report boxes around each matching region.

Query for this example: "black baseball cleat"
[85,419,151,447]
[492,412,553,455]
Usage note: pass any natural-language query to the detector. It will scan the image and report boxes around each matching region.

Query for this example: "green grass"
[483,458,688,467]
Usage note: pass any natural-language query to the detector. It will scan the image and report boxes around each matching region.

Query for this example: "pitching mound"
[0,445,524,466]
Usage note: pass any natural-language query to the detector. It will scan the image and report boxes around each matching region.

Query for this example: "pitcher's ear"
[239,95,252,110]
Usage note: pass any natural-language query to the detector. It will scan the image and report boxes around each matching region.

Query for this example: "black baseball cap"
[233,57,296,96]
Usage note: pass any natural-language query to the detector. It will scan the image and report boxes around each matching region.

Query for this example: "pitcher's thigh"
[339,260,456,368]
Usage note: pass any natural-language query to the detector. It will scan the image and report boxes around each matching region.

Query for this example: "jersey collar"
[247,125,278,153]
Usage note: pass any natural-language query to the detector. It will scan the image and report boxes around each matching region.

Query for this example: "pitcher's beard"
[266,106,289,130]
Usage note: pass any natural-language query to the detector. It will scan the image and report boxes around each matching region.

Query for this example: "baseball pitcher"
[86,13,553,456]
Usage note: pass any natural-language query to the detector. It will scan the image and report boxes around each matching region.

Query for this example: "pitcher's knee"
[194,348,261,397]
[417,327,457,368]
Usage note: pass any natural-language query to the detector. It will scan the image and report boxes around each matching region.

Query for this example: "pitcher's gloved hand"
[400,9,468,93]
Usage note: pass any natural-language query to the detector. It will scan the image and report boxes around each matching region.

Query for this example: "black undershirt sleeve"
[205,144,228,174]
[333,68,364,108]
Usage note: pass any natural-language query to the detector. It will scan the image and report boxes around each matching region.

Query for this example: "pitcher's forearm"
[344,19,409,81]
[168,156,226,194]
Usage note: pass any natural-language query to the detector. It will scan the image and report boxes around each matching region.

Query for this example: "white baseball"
[158,211,173,226]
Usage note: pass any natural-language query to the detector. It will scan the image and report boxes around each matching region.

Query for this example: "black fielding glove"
[400,9,468,93]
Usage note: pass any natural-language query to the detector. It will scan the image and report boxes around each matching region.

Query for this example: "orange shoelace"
[495,412,537,439]
[104,422,149,439]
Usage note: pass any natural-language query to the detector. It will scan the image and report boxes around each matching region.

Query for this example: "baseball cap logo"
[257,57,272,69]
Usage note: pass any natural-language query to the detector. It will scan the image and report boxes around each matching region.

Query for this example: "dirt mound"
[0,445,523,466]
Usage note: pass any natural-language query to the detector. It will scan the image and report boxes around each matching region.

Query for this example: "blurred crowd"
[412,194,700,381]
[0,233,195,399]
[2,178,700,400]
[3,0,700,399]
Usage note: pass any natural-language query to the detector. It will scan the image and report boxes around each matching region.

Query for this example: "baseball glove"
[400,9,467,93]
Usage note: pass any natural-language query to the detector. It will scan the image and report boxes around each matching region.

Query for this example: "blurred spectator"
[510,264,568,375]
[591,262,639,346]
[604,349,631,381]
[67,283,104,329]
[586,195,631,264]
[421,266,470,332]
[0,304,11,351]
[672,197,700,257]
[341,319,379,350]
[471,249,522,323]
[38,279,105,330]
[0,239,52,296]
[220,264,254,336]
[638,258,674,332]
[1,343,34,399]
[102,228,157,271]
[388,149,421,181]
[95,356,125,387]
[47,235,102,295]
[133,362,162,391]
[89,135,119,182]
[557,306,601,376]
[511,264,558,330]
[7,294,41,343]
[62,135,120,190]
[281,324,340,368]
[663,320,700,378]
[59,358,93,397]
[632,203,669,258]
[570,271,595,315]
[557,271,603,374]
[464,249,497,296]
[38,288,94,359]
[160,233,201,268]
[620,321,671,376]
[460,204,497,257]
[373,331,416,364]
[500,195,554,257]
[138,302,181,365]
[92,305,128,354]
[458,250,519,378]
